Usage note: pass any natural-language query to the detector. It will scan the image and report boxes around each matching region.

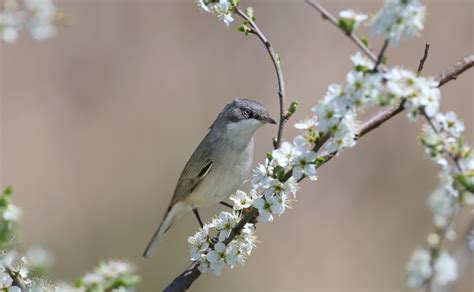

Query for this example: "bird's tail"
[143,202,189,259]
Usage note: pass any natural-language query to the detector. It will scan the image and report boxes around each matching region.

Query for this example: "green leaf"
[231,0,240,7]
[454,172,474,193]
[315,156,326,167]
[266,152,273,161]
[287,101,298,118]
[354,65,369,72]
[3,186,12,196]
[359,35,369,47]
[338,18,355,34]
[275,53,282,64]
[246,6,255,21]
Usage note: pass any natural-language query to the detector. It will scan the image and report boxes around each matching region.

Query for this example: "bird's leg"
[220,201,233,209]
[192,208,204,229]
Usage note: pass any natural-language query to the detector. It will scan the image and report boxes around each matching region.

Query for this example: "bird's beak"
[261,116,276,124]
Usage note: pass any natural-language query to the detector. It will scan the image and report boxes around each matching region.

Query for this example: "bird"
[143,98,275,258]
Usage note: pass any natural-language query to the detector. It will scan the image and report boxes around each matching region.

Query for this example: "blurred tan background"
[1,0,473,291]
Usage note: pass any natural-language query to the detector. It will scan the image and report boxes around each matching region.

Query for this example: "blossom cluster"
[66,260,140,291]
[0,0,60,43]
[191,1,473,289]
[196,0,234,26]
[406,110,473,288]
[188,211,256,275]
[0,248,56,291]
[0,187,21,250]
[372,0,426,45]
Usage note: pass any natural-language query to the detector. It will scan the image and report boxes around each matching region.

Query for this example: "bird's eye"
[242,109,252,118]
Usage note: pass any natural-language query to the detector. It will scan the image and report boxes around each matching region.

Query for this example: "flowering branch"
[304,0,382,68]
[164,54,474,291]
[234,7,287,149]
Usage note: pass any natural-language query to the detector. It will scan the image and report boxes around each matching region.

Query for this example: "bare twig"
[417,43,431,76]
[163,54,474,292]
[374,39,389,70]
[234,8,286,149]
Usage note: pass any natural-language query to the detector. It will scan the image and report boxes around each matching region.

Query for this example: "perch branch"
[235,8,287,149]
[164,53,474,292]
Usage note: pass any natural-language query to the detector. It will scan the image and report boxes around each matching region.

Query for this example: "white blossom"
[214,211,240,242]
[196,0,233,26]
[434,112,465,138]
[206,242,237,275]
[312,84,348,133]
[372,0,426,45]
[434,251,457,286]
[339,9,368,30]
[0,268,13,289]
[2,204,21,221]
[272,141,298,168]
[82,272,104,286]
[406,248,432,288]
[24,0,58,40]
[294,116,318,131]
[188,227,210,260]
[252,159,273,190]
[291,149,317,180]
[429,187,456,228]
[230,190,254,210]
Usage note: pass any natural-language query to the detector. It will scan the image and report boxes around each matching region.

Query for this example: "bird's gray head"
[210,98,276,137]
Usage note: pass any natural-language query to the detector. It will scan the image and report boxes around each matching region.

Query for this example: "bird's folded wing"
[170,158,213,206]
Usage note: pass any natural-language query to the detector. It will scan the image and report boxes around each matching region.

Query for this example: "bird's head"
[212,98,275,135]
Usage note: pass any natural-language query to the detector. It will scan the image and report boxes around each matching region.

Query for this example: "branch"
[417,43,430,76]
[305,0,387,72]
[374,39,389,70]
[234,8,287,149]
[163,53,474,292]
[436,53,474,86]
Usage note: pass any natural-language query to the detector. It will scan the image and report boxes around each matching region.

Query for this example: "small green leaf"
[315,156,326,167]
[338,18,355,34]
[231,0,240,7]
[354,65,369,72]
[3,186,12,196]
[275,53,282,64]
[288,101,298,116]
[454,172,474,193]
[246,6,255,21]
[359,35,369,47]
[266,152,273,161]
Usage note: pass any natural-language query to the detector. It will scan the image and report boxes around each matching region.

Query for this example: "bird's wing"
[169,148,213,207]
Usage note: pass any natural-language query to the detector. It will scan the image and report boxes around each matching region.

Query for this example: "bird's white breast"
[188,137,254,208]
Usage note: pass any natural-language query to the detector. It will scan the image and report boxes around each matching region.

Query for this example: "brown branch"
[417,43,430,76]
[436,53,474,86]
[374,39,389,70]
[163,53,474,292]
[305,0,387,72]
[234,8,286,149]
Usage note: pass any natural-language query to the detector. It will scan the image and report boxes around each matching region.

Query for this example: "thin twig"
[163,54,474,292]
[235,8,286,149]
[373,39,389,70]
[417,43,430,76]
[305,0,387,72]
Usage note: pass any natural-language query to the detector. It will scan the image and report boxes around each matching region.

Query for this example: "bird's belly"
[189,148,253,208]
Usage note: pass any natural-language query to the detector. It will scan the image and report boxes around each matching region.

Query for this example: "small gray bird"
[143,98,275,258]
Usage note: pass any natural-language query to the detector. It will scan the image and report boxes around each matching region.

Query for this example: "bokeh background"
[1,0,473,291]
